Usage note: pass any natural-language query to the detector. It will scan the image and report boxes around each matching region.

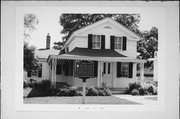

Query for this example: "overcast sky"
[26,7,162,49]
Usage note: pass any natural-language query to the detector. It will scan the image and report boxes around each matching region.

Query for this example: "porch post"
[54,59,57,87]
[51,58,54,85]
[100,61,103,87]
[140,63,145,83]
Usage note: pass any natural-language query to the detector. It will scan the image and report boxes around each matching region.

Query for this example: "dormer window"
[114,36,123,50]
[92,35,101,49]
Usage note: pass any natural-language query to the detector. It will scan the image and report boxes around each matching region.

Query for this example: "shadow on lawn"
[27,88,52,98]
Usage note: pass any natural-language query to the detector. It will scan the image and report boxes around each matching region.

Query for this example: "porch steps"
[110,88,128,95]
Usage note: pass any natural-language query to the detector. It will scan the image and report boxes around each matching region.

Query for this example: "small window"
[92,35,101,49]
[38,64,42,78]
[114,36,123,50]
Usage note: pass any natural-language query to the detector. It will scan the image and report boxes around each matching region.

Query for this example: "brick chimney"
[46,33,50,49]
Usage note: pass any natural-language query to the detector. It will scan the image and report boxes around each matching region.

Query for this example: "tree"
[24,13,39,40]
[24,13,39,72]
[53,14,141,50]
[24,43,38,72]
[137,27,158,68]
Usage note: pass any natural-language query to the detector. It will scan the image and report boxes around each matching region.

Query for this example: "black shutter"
[123,36,127,50]
[88,34,93,49]
[101,35,105,49]
[27,71,31,77]
[128,62,133,78]
[110,36,115,50]
[117,62,121,77]
[94,61,98,77]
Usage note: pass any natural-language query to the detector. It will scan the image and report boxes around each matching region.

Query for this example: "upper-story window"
[114,36,123,50]
[92,35,101,49]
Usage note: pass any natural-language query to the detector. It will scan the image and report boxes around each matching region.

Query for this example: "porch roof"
[67,47,127,57]
[48,48,147,63]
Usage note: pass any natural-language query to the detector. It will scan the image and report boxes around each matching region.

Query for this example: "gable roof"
[63,17,141,49]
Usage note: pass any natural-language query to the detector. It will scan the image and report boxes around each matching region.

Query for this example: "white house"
[46,18,146,89]
[24,34,59,82]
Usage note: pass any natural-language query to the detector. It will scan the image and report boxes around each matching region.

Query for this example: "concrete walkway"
[113,95,158,105]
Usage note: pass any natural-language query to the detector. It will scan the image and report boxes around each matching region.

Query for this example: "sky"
[27,8,162,49]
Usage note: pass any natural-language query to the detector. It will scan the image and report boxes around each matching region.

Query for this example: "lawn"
[24,96,141,105]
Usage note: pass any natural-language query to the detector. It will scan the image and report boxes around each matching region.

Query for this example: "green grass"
[24,96,140,104]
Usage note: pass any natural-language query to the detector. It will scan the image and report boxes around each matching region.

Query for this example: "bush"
[127,81,158,96]
[33,80,51,90]
[131,89,139,95]
[128,82,141,94]
[86,87,98,96]
[41,80,51,90]
[139,87,146,95]
[98,89,105,96]
[54,88,82,96]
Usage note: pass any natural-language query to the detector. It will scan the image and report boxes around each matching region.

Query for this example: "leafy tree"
[137,27,158,68]
[24,43,38,72]
[24,13,39,72]
[24,13,39,40]
[53,14,141,50]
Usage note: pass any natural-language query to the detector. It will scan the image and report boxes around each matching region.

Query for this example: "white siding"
[24,61,50,82]
[112,62,137,88]
[67,21,138,58]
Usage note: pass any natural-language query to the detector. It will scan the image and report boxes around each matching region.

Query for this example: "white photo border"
[15,5,166,112]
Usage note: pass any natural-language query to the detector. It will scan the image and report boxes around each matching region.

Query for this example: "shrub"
[98,89,105,96]
[86,87,98,96]
[127,82,142,94]
[131,89,139,95]
[102,88,112,96]
[33,80,51,90]
[139,87,146,95]
[54,87,82,96]
[41,80,51,90]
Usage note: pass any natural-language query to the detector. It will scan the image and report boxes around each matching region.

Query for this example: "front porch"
[48,47,146,89]
[48,59,146,89]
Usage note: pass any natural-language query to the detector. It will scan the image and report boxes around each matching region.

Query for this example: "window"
[38,64,42,78]
[121,63,129,77]
[114,37,123,50]
[117,62,133,78]
[92,35,101,49]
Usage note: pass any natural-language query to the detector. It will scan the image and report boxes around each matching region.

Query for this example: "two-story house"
[47,18,146,89]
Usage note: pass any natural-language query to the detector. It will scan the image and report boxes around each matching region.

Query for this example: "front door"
[102,62,113,88]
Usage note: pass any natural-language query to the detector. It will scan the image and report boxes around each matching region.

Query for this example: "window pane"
[121,63,129,77]
[92,35,101,49]
[114,37,122,50]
